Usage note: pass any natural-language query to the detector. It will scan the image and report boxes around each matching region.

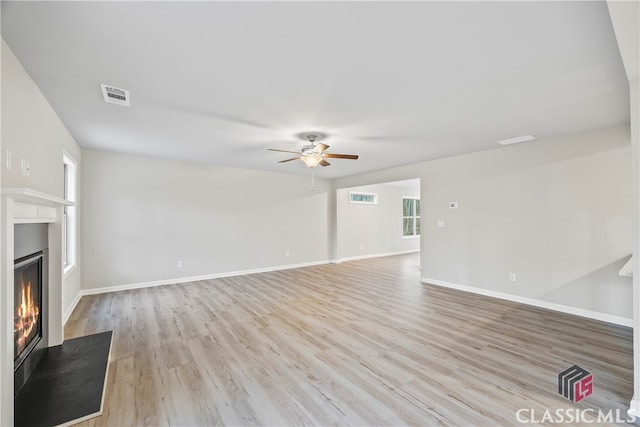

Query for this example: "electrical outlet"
[359,243,364,250]
[177,260,183,268]
[509,273,517,282]
[5,150,11,170]
[285,250,290,257]
[437,220,445,228]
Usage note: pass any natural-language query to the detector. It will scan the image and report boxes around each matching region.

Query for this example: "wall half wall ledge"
[620,256,633,277]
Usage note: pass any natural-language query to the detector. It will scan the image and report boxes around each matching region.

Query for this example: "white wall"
[81,150,333,290]
[335,126,633,321]
[606,0,639,416]
[336,180,419,260]
[1,39,82,325]
[1,38,83,426]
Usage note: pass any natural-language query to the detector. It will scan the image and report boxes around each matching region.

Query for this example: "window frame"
[349,191,378,205]
[402,197,420,238]
[62,152,77,275]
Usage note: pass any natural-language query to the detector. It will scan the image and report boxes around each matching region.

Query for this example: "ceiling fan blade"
[268,148,301,154]
[319,159,331,167]
[313,143,329,154]
[278,157,300,163]
[324,153,359,160]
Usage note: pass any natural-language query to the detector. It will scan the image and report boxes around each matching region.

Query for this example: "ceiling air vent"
[100,84,130,107]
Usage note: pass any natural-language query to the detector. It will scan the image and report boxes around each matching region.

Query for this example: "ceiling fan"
[268,132,359,168]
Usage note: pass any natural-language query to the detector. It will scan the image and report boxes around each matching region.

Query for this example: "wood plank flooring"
[65,253,633,426]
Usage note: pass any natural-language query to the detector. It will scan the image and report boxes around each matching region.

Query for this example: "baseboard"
[81,259,332,296]
[422,277,633,327]
[336,249,419,264]
[63,291,82,325]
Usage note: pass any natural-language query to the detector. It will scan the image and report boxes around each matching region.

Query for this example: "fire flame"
[14,277,39,355]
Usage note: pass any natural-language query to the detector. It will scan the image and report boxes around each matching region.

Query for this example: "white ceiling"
[1,1,629,178]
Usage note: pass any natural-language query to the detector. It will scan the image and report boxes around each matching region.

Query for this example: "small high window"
[349,192,378,204]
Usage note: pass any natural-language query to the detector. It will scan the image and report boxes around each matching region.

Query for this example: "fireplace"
[14,252,43,371]
[0,189,72,426]
[13,223,49,395]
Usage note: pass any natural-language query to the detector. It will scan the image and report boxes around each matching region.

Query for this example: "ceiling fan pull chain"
[310,167,315,192]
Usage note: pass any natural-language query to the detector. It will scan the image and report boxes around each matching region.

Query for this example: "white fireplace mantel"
[1,187,73,223]
[1,187,73,426]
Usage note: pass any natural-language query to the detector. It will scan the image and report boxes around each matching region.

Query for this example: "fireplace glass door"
[14,252,43,370]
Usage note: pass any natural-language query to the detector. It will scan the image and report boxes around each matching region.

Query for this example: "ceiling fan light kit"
[301,153,323,168]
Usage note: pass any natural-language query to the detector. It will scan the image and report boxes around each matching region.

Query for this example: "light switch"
[437,220,445,228]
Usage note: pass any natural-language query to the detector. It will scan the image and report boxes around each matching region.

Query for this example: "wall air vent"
[100,84,130,107]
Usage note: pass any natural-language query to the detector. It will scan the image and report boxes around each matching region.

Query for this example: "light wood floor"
[66,253,633,426]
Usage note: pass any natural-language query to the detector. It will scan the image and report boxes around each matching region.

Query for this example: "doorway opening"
[336,178,420,263]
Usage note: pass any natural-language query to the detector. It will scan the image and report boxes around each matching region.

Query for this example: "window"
[350,192,378,204]
[403,197,420,237]
[63,153,77,273]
